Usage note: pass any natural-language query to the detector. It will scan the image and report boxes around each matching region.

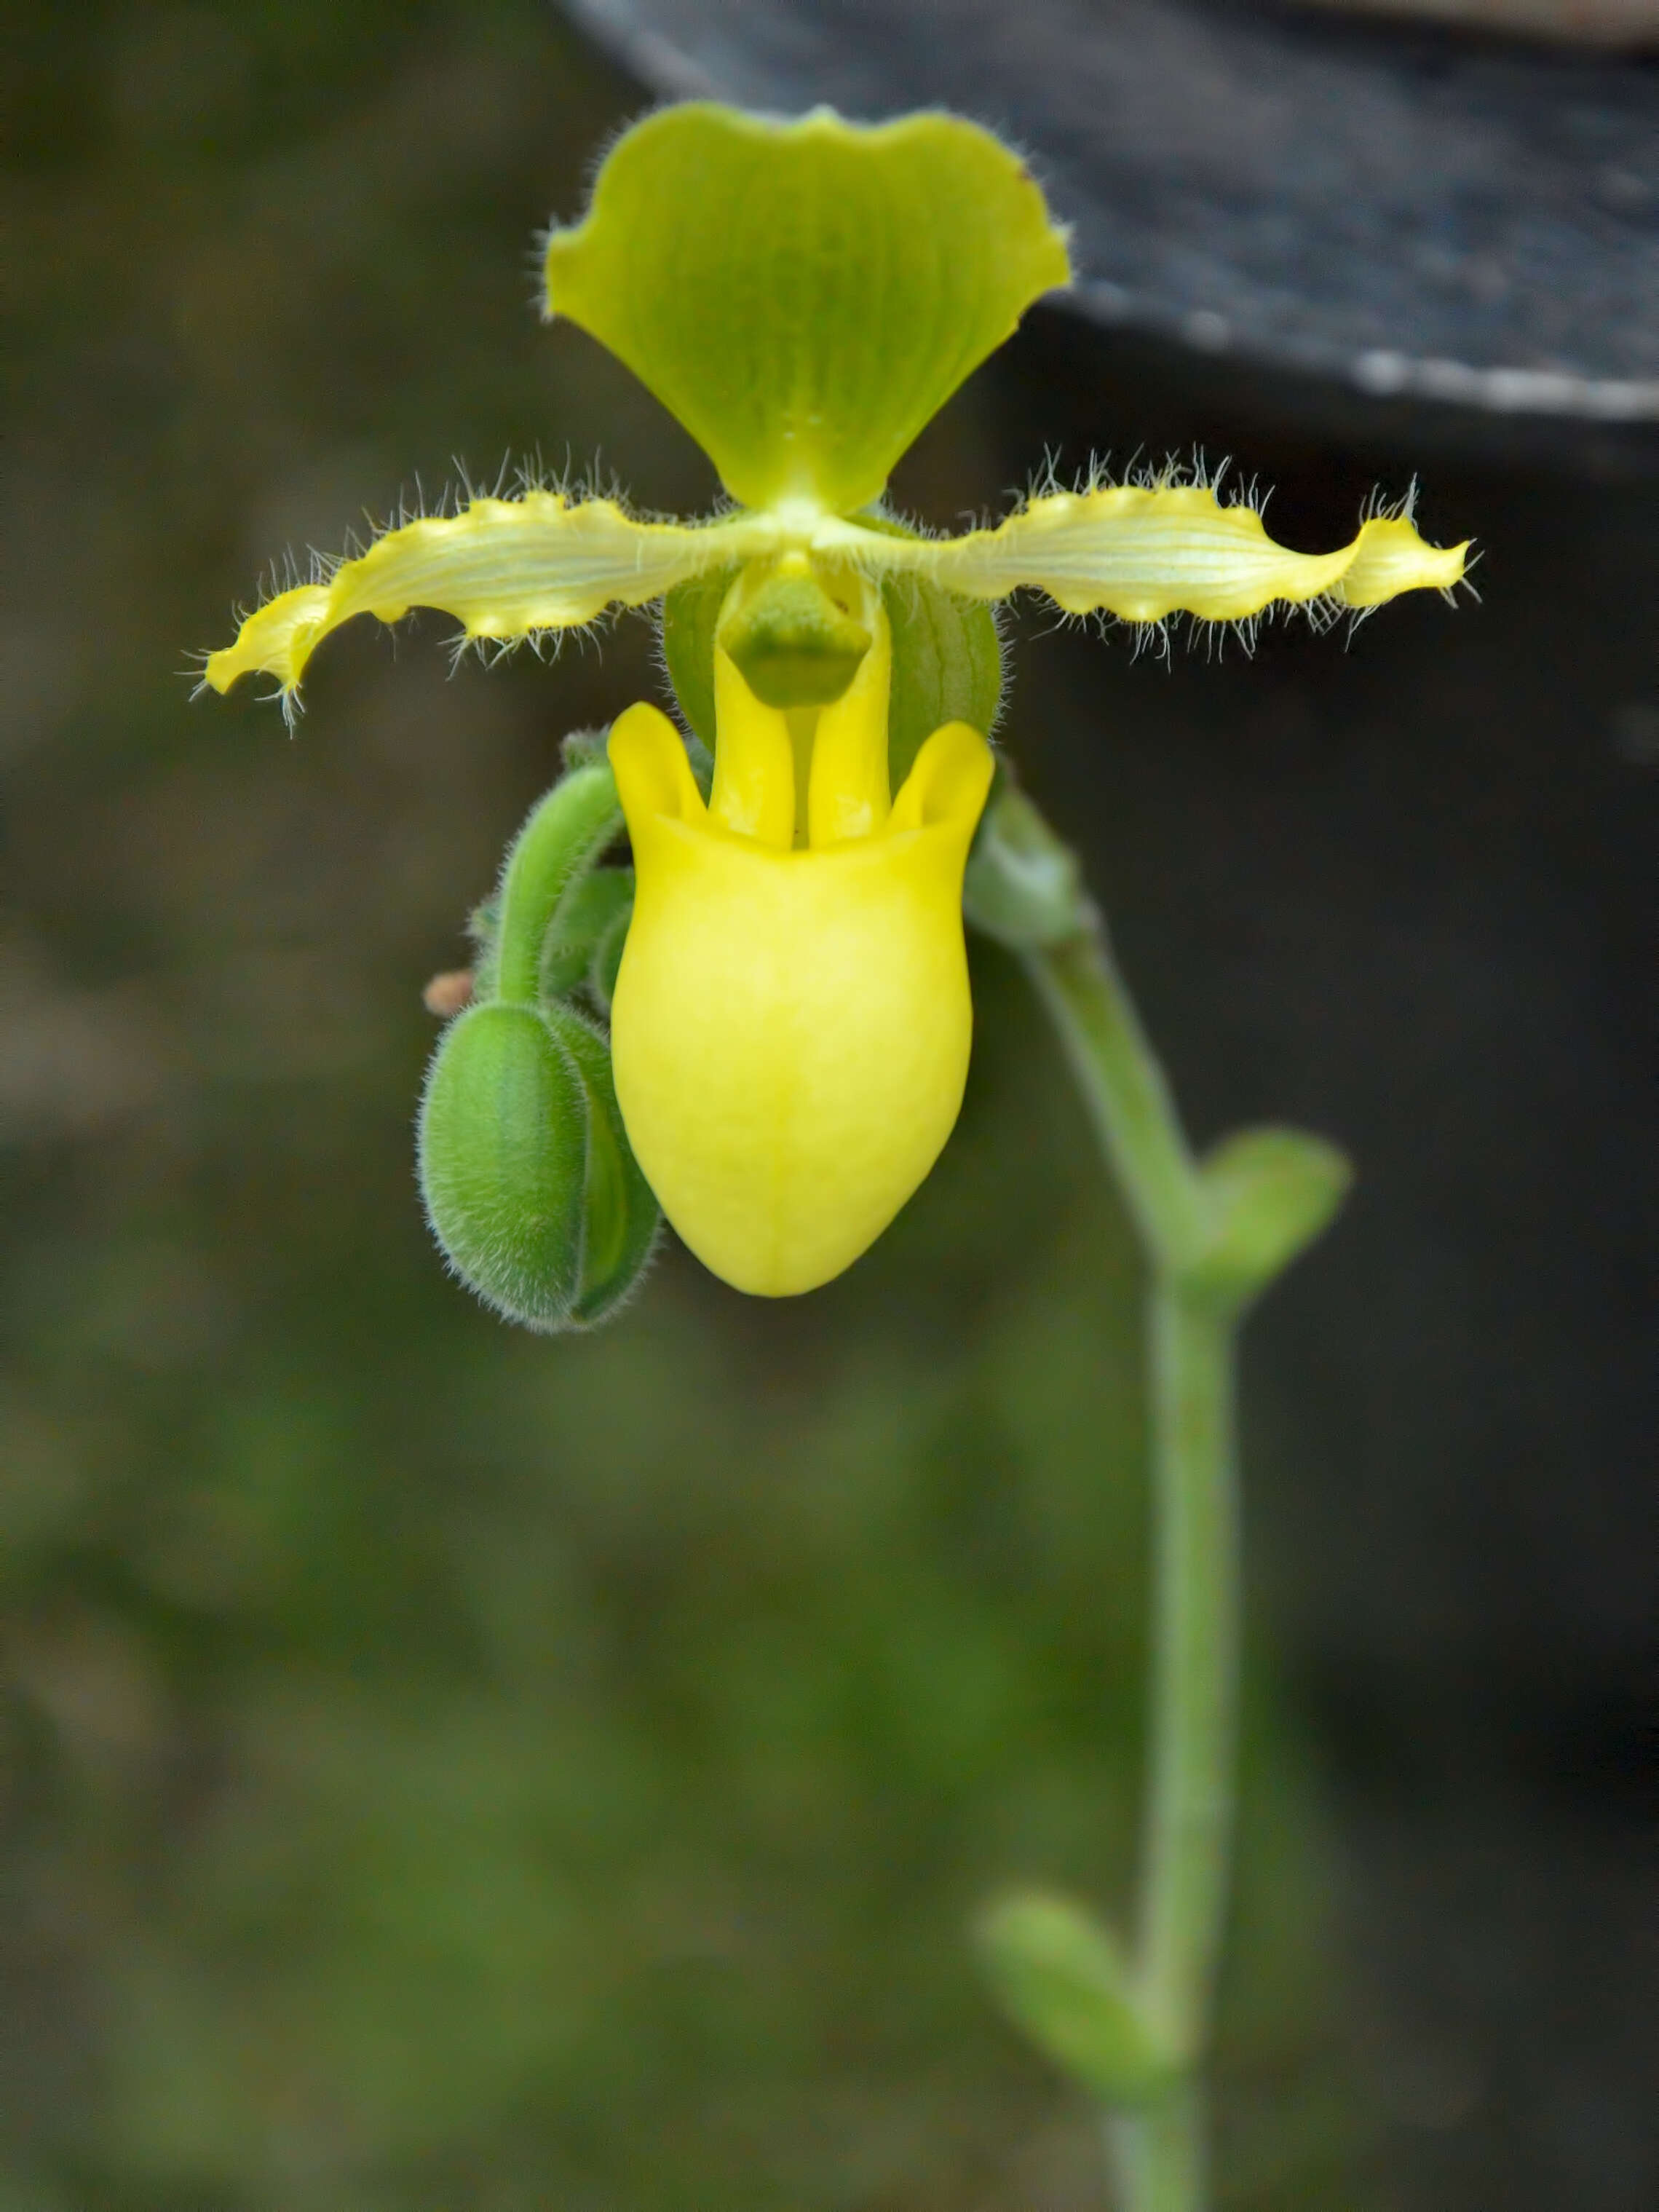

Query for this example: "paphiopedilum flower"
[202,103,1470,1303]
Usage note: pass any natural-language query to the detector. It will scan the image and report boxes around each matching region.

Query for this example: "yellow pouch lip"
[605,700,994,1298]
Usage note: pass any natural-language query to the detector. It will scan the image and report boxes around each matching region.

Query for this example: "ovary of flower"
[606,590,994,1297]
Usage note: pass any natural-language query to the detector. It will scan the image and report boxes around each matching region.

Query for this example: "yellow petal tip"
[608,700,705,832]
[889,719,995,836]
[1338,516,1470,609]
[203,584,330,695]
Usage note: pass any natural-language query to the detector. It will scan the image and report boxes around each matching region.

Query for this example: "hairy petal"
[202,494,752,702]
[870,484,1468,623]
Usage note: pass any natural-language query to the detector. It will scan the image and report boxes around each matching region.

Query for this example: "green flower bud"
[418,1000,657,1330]
[416,757,662,1331]
[541,1003,660,1327]
[418,1001,582,1328]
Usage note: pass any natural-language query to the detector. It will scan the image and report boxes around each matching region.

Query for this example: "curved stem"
[494,763,622,1004]
[1022,918,1240,2211]
[1021,922,1202,1268]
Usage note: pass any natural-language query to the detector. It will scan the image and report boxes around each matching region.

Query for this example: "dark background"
[1,4,1652,2207]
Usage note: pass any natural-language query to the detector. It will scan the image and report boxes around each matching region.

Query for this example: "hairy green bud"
[418,1000,657,1330]
[417,763,660,1331]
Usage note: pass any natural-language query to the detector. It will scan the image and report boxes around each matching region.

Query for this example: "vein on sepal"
[202,491,752,706]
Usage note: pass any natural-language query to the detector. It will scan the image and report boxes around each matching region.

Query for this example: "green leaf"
[544,103,1072,515]
[1189,1126,1353,1308]
[975,1889,1180,2106]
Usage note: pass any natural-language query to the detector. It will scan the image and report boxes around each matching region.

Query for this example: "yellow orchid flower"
[609,573,992,1295]
[202,102,1470,1310]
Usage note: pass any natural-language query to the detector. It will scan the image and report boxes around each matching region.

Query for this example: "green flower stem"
[971,781,1345,2192]
[1023,917,1238,2212]
[1021,927,1203,1268]
[493,762,622,1005]
[1142,1287,1238,2063]
[1105,2079,1208,2212]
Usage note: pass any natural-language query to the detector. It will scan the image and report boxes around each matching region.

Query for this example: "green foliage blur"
[2,4,1356,2203]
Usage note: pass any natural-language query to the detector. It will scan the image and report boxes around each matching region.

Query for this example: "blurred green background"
[2,4,1649,2208]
